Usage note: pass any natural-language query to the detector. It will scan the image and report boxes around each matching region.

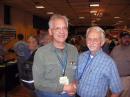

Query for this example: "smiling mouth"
[58,35,65,38]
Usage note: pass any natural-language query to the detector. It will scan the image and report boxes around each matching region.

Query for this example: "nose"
[59,27,67,33]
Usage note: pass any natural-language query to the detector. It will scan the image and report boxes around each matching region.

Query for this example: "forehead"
[52,18,66,26]
[87,29,101,38]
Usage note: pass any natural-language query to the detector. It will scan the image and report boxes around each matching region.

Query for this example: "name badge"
[59,76,69,85]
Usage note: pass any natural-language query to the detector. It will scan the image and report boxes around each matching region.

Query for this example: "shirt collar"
[89,49,103,58]
[49,42,67,53]
[90,55,94,59]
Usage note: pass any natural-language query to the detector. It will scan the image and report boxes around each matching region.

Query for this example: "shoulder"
[66,43,78,53]
[36,43,51,53]
[79,51,89,59]
[101,51,112,60]
[110,45,121,56]
[14,41,27,47]
[112,45,121,51]
[66,43,77,49]
[100,51,116,66]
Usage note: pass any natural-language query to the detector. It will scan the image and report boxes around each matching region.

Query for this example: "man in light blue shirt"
[76,26,123,97]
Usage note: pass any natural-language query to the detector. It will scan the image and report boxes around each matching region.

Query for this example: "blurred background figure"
[102,34,111,54]
[37,30,52,46]
[111,31,130,97]
[13,33,30,80]
[21,35,39,97]
[70,35,88,53]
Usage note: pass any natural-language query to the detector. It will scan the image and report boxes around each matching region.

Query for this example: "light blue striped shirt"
[76,49,123,97]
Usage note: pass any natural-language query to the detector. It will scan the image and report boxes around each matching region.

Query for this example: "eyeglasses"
[52,27,68,32]
[87,38,101,43]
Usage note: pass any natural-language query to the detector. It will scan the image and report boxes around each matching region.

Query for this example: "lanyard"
[79,53,93,79]
[55,49,68,76]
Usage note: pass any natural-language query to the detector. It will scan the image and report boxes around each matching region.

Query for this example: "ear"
[101,39,105,46]
[48,29,52,36]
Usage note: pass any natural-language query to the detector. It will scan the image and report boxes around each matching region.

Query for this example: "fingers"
[63,83,77,96]
[68,92,75,96]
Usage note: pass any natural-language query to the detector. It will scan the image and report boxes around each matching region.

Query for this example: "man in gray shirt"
[111,31,130,97]
[33,14,78,97]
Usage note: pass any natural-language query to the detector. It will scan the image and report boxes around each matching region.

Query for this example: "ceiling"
[1,0,130,27]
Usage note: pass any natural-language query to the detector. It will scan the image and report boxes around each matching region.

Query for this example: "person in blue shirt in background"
[14,33,30,79]
[76,26,123,97]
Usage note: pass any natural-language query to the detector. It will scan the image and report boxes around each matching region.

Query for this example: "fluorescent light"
[90,10,97,13]
[35,5,45,9]
[47,12,54,15]
[79,16,85,19]
[90,4,99,7]
[118,20,123,23]
[114,16,120,19]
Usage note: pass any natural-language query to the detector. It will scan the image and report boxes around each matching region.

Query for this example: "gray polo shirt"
[111,45,130,76]
[33,42,78,92]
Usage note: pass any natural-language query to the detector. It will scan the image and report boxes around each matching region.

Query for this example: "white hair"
[86,26,106,42]
[48,14,69,29]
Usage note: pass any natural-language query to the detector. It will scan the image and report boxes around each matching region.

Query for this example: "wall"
[0,4,38,60]
[0,4,4,26]
[11,6,37,39]
[0,4,37,48]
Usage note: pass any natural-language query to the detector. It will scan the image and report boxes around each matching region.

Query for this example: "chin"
[88,47,96,51]
[58,40,66,43]
[90,50,96,52]
[59,38,66,42]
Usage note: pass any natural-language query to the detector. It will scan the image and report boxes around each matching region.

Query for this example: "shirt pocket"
[66,61,77,81]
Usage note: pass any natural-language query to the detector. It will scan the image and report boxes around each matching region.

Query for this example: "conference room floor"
[0,85,32,97]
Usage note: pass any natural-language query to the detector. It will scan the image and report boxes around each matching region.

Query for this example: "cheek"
[53,34,58,38]
[66,33,68,38]
[87,41,101,47]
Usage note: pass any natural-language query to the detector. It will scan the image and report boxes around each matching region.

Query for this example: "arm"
[111,93,120,97]
[63,46,78,96]
[63,68,78,95]
[108,61,123,97]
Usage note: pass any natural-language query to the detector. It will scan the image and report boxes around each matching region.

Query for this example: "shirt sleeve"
[109,60,123,94]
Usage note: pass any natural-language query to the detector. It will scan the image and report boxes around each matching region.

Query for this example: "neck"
[91,51,96,56]
[90,49,101,56]
[53,41,65,49]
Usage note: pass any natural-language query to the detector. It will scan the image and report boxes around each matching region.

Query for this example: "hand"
[63,83,77,96]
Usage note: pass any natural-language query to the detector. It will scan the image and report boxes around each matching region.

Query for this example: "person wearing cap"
[111,31,130,97]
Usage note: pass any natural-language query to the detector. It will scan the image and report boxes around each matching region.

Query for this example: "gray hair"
[86,26,106,42]
[48,14,69,29]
